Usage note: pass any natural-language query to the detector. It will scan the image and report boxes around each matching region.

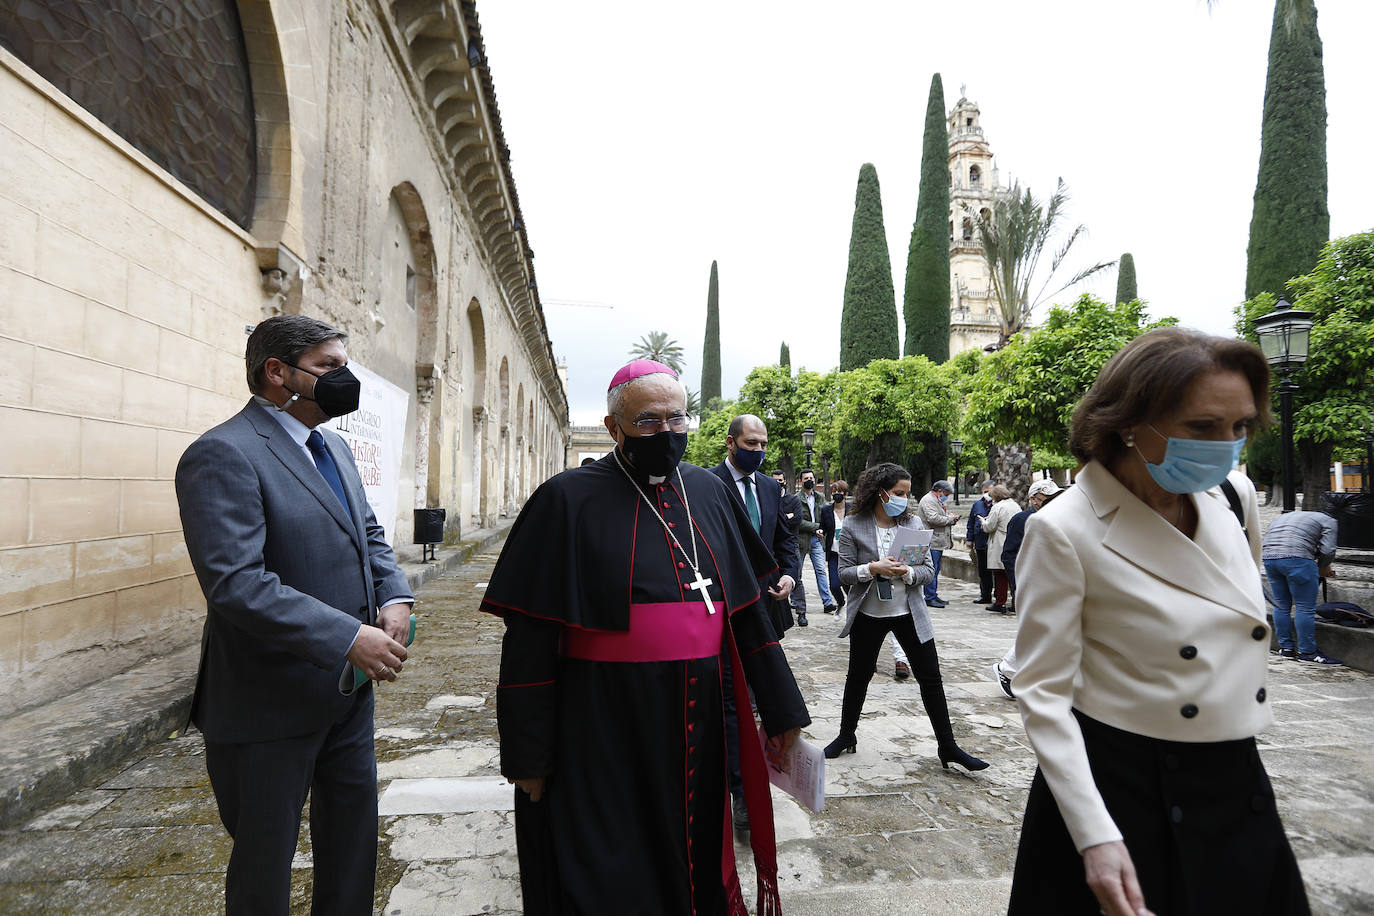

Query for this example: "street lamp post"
[950,439,964,506]
[802,426,815,475]
[1253,298,1315,512]
[819,452,831,495]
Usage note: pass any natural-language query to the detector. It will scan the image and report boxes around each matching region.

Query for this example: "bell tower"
[947,90,1004,354]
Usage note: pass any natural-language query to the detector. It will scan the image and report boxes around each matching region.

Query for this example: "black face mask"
[802,479,814,490]
[833,492,845,502]
[618,428,688,478]
[286,363,361,418]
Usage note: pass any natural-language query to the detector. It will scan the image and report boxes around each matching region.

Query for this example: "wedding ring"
[378,666,390,676]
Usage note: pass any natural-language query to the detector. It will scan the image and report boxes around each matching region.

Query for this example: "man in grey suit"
[176,315,414,915]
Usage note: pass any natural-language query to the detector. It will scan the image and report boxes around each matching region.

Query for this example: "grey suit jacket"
[835,511,937,642]
[175,400,413,743]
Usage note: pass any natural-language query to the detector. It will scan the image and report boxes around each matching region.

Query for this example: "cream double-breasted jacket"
[1011,462,1269,852]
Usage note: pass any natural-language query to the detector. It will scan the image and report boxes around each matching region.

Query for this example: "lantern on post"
[950,439,965,505]
[1253,299,1315,512]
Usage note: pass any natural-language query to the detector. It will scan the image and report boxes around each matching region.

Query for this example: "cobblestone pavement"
[2,545,1372,915]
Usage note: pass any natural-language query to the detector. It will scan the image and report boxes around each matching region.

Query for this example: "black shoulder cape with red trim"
[480,452,779,630]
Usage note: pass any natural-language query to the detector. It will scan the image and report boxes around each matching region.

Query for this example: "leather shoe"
[972,597,992,604]
[797,612,809,627]
[894,660,911,680]
[927,598,948,608]
[823,604,838,615]
[732,794,749,831]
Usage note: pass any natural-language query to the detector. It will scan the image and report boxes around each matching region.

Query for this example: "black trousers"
[1009,711,1309,916]
[974,547,993,600]
[839,613,957,747]
[204,688,378,916]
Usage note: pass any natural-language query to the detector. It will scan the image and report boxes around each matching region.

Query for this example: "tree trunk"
[1299,438,1331,511]
[866,431,905,471]
[989,443,1033,506]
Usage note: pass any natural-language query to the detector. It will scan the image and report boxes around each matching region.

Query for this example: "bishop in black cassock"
[482,361,810,915]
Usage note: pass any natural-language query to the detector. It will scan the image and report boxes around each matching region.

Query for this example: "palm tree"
[628,331,685,374]
[973,178,1114,347]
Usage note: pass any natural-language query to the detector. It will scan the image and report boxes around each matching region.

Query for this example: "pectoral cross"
[687,571,715,614]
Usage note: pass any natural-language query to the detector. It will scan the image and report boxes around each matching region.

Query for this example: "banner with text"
[326,362,409,545]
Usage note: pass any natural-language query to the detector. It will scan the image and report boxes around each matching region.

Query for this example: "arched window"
[962,217,974,241]
[0,1,257,227]
[969,165,982,189]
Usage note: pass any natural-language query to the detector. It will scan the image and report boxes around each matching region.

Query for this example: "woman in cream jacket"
[980,484,1021,613]
[1008,328,1309,916]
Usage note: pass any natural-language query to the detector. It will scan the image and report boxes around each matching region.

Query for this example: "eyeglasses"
[622,414,691,435]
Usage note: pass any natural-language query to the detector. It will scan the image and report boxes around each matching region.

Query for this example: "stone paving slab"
[1,537,1372,914]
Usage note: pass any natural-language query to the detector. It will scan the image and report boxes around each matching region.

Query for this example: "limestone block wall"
[0,0,569,717]
[0,54,261,716]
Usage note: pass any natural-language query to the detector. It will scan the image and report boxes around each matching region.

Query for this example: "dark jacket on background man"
[967,494,992,550]
[710,461,801,636]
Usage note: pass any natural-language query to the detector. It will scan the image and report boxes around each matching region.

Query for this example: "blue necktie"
[307,430,349,512]
[742,476,762,534]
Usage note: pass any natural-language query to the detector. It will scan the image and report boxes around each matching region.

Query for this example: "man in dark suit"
[966,479,995,604]
[176,315,414,915]
[792,468,838,619]
[709,414,799,830]
[708,415,799,630]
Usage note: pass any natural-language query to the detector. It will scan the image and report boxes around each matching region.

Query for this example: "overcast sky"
[476,1,1374,425]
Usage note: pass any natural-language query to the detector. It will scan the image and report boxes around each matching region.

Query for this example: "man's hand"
[1319,564,1335,578]
[346,624,408,682]
[764,727,802,773]
[510,777,546,802]
[378,602,412,644]
[1082,841,1155,916]
[768,575,795,599]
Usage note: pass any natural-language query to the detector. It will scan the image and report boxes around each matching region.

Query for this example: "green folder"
[343,613,416,694]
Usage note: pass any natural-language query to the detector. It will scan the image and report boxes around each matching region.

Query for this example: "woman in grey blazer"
[824,463,989,772]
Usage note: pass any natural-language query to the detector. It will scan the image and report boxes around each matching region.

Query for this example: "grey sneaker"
[993,662,1015,699]
[1297,652,1343,666]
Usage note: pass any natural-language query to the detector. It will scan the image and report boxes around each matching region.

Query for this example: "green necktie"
[742,475,762,534]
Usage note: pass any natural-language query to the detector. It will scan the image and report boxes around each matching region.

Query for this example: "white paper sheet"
[759,731,826,813]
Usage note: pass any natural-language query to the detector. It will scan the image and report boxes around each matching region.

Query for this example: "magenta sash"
[561,601,725,662]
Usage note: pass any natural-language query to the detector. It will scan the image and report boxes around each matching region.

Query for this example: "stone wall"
[0,0,568,716]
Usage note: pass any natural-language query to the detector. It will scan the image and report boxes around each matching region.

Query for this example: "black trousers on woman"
[839,613,958,748]
[1009,711,1309,916]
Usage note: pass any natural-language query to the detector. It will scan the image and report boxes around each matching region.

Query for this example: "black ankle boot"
[824,732,857,759]
[938,744,989,772]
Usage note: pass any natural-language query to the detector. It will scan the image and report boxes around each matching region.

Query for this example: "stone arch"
[498,358,511,514]
[527,401,536,495]
[969,164,982,188]
[463,299,488,528]
[515,383,526,501]
[233,0,310,304]
[386,182,442,511]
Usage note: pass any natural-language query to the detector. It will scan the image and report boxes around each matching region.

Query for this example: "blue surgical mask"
[882,491,909,517]
[1138,425,1246,494]
[731,445,765,474]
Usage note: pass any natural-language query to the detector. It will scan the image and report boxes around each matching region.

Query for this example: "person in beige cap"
[991,477,1064,696]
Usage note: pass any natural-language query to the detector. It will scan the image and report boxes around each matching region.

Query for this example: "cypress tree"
[1245,0,1328,301]
[700,261,721,405]
[839,163,899,371]
[903,73,951,362]
[779,341,791,372]
[1115,252,1137,303]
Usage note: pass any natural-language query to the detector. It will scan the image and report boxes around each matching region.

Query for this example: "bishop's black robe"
[482,453,811,915]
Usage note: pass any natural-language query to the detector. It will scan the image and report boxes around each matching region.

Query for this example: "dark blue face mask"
[731,445,765,474]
